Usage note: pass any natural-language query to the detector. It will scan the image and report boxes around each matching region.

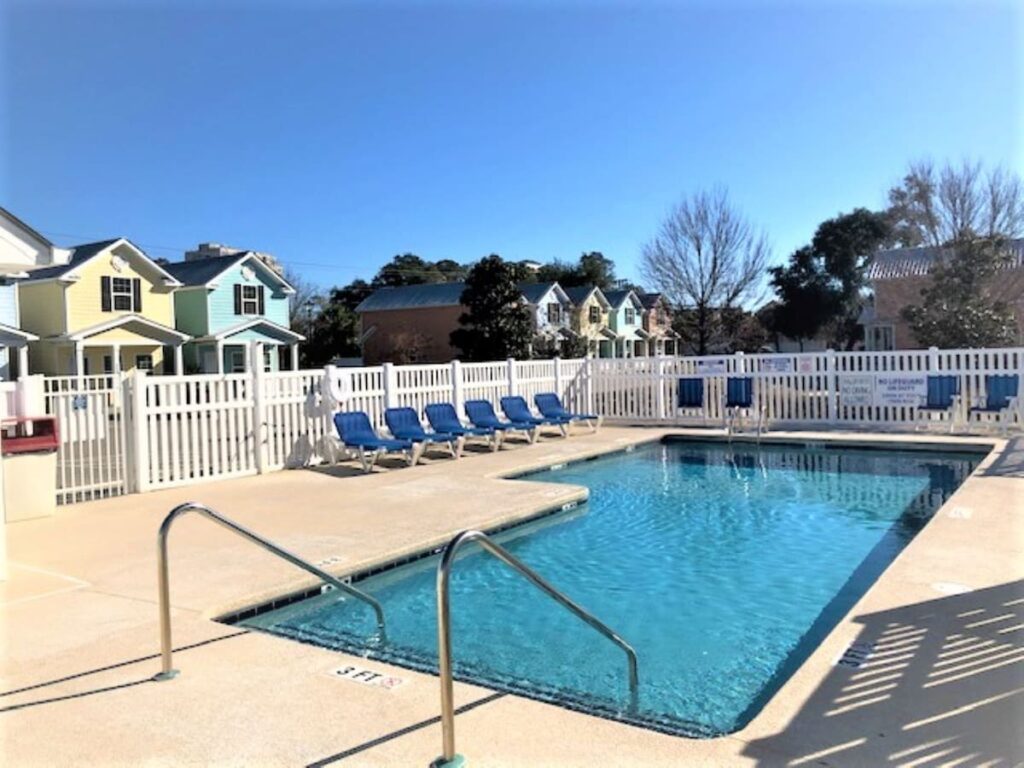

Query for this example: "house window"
[547,302,561,323]
[625,308,636,324]
[241,285,260,315]
[868,325,895,351]
[135,354,153,371]
[229,349,246,373]
[588,306,601,324]
[103,355,113,374]
[112,278,134,311]
[263,348,274,372]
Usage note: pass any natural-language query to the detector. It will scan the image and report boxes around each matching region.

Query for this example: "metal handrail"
[433,529,639,766]
[154,501,385,680]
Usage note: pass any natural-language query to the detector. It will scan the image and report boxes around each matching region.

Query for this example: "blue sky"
[2,0,1021,290]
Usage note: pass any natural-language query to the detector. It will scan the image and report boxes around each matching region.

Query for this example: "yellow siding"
[64,243,175,333]
[573,295,608,338]
[19,282,66,336]
[81,344,164,375]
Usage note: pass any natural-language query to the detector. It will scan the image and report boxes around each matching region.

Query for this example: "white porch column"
[215,340,224,374]
[290,343,299,371]
[74,342,84,376]
[242,342,251,373]
[111,343,122,377]
[17,345,28,378]
[173,344,184,375]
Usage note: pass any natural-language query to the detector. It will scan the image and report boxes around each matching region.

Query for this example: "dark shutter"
[101,276,112,312]
[234,285,242,315]
[257,286,265,315]
[132,278,142,313]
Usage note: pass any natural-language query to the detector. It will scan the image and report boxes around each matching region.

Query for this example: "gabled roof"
[603,289,642,309]
[61,314,190,343]
[0,321,38,342]
[0,207,54,247]
[193,317,304,343]
[866,239,1024,280]
[356,282,467,312]
[564,285,611,309]
[164,252,295,293]
[638,292,666,310]
[20,238,182,286]
[518,282,568,305]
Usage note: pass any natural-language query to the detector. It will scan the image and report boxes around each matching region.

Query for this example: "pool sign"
[875,374,927,406]
[696,359,727,374]
[329,664,406,690]
[839,375,874,407]
[761,358,793,373]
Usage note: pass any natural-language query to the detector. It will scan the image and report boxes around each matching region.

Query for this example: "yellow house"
[19,238,190,375]
[564,285,617,356]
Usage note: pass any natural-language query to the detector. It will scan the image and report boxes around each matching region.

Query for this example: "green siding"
[173,289,210,336]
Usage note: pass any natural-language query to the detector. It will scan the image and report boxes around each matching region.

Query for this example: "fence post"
[451,359,464,414]
[252,342,267,475]
[826,349,836,424]
[128,370,150,493]
[928,346,939,373]
[15,374,45,417]
[585,355,595,415]
[382,362,397,409]
[507,358,517,396]
[655,358,666,421]
[553,357,562,397]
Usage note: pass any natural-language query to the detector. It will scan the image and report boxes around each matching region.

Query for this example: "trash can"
[2,416,59,523]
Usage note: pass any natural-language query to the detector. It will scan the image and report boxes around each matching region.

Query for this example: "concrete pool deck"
[1,426,1022,766]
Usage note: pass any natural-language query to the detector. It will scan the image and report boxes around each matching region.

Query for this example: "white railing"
[30,347,1024,502]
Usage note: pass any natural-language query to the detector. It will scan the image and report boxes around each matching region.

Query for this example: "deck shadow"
[742,580,1024,766]
[981,437,1024,477]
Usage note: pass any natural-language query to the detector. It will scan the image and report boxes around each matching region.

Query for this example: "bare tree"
[887,160,1024,247]
[640,188,770,354]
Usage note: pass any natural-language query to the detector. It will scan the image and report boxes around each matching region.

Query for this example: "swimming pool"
[238,439,980,737]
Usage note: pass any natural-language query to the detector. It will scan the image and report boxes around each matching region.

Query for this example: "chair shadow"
[742,580,1024,766]
[982,437,1024,478]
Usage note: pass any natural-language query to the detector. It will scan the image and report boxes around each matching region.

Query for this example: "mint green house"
[166,252,303,373]
[601,289,646,358]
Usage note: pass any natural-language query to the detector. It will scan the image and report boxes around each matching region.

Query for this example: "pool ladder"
[153,501,386,680]
[432,529,640,768]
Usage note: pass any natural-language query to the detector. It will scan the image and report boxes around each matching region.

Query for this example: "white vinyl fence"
[25,347,1024,504]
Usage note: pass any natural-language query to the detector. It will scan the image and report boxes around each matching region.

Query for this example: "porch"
[43,315,190,376]
[0,322,36,380]
[189,318,303,374]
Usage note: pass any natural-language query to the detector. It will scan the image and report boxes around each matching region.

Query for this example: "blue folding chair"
[500,396,570,437]
[464,399,537,444]
[385,406,463,459]
[534,392,601,431]
[333,411,416,472]
[725,377,764,437]
[969,374,1020,433]
[677,378,706,424]
[424,402,500,451]
[917,375,961,433]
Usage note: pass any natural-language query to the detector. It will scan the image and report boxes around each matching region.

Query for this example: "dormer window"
[625,308,636,324]
[588,305,601,323]
[547,302,561,323]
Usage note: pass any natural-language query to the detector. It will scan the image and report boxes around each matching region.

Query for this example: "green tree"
[299,299,361,367]
[768,208,891,349]
[372,253,467,287]
[450,255,533,361]
[902,239,1018,348]
[535,252,618,289]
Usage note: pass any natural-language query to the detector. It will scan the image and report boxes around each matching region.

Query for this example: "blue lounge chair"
[725,377,764,437]
[333,411,416,472]
[534,392,601,431]
[424,403,500,451]
[677,378,706,424]
[464,399,538,444]
[917,375,961,433]
[384,407,463,459]
[501,395,570,437]
[969,374,1020,433]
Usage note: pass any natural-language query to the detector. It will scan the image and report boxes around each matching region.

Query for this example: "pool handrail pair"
[154,501,385,680]
[433,529,639,767]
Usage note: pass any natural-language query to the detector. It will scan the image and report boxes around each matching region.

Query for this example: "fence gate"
[44,375,129,504]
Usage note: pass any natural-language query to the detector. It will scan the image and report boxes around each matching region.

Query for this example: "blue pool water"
[240,440,980,736]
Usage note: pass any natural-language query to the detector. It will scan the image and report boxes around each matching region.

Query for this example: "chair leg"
[527,427,538,444]
[409,443,425,466]
[559,422,568,438]
[358,447,374,473]
[452,437,464,459]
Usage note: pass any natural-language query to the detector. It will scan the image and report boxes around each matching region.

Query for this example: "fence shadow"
[982,437,1024,478]
[742,580,1024,766]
